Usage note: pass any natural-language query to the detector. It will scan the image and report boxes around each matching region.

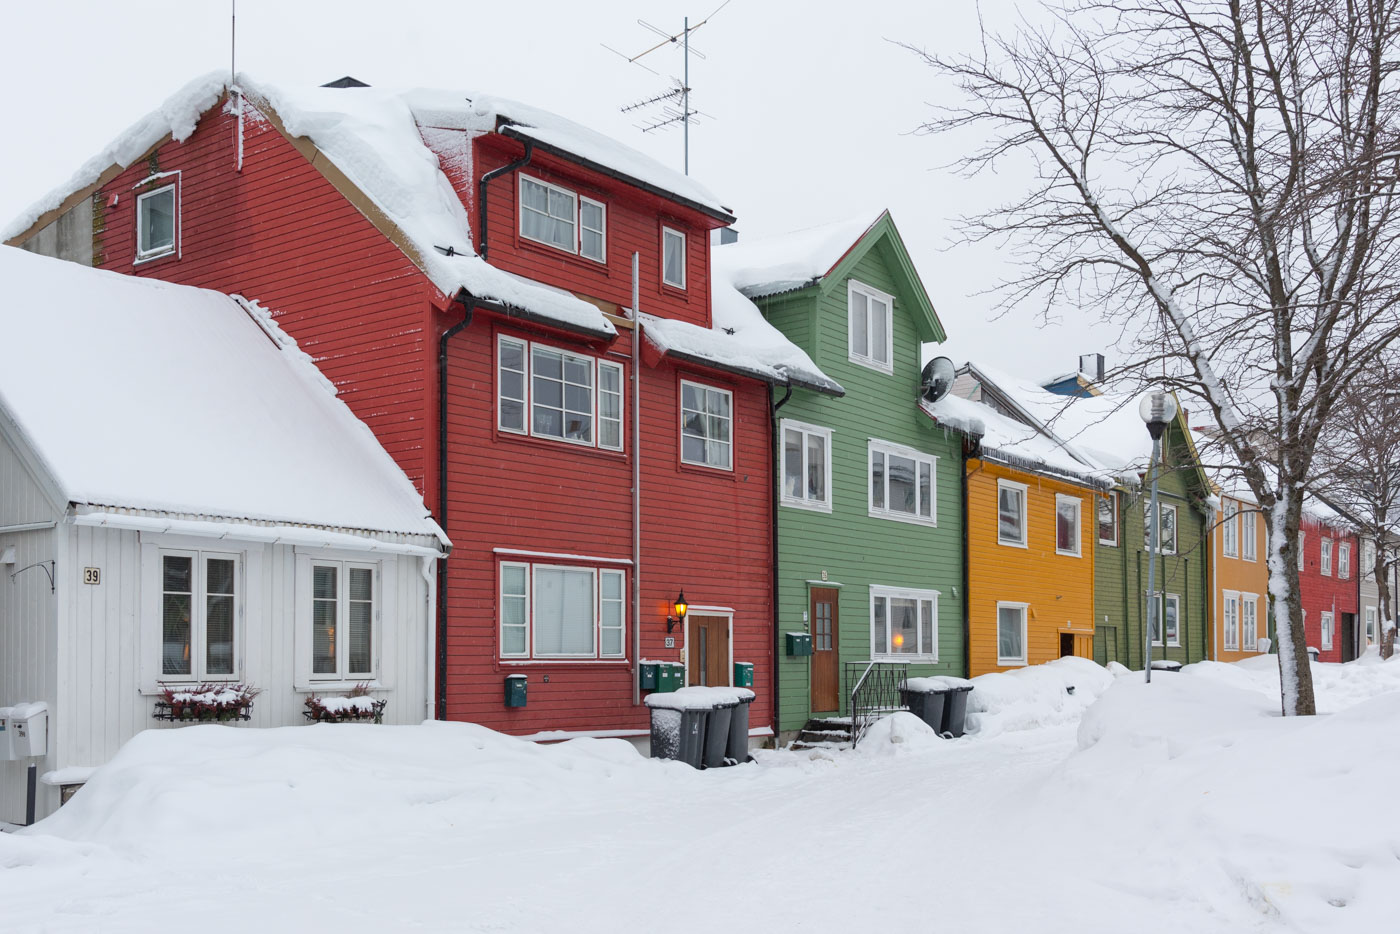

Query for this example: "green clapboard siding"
[1093,420,1210,669]
[756,224,964,734]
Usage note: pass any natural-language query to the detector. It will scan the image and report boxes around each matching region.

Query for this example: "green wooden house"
[715,211,963,745]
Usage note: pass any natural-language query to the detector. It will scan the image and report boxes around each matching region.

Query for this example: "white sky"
[0,0,1104,378]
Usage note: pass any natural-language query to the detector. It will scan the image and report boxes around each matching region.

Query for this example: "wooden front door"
[688,615,731,686]
[810,588,840,712]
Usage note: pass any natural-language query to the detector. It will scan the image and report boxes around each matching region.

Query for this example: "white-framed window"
[996,601,1029,666]
[1321,610,1334,650]
[680,380,733,469]
[781,420,833,512]
[870,586,939,660]
[1150,593,1180,647]
[1223,590,1240,651]
[1098,491,1118,546]
[1223,500,1239,557]
[1241,507,1257,561]
[1298,531,1306,570]
[1338,542,1351,580]
[847,280,893,373]
[136,184,177,260]
[662,226,687,288]
[1321,538,1333,576]
[998,479,1028,547]
[868,440,937,526]
[1366,606,1377,644]
[1242,595,1258,651]
[1362,539,1376,581]
[159,550,239,680]
[309,560,377,680]
[500,561,626,660]
[497,335,623,451]
[518,175,607,263]
[1144,502,1178,555]
[1055,494,1082,557]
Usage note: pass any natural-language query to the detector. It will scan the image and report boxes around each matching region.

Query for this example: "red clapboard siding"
[1298,515,1359,663]
[87,91,771,737]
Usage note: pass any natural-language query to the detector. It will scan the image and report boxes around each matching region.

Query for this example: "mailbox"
[639,662,660,691]
[734,662,755,687]
[504,674,528,708]
[785,632,813,657]
[0,703,48,758]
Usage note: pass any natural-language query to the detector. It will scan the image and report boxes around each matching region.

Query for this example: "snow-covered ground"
[3,655,1398,933]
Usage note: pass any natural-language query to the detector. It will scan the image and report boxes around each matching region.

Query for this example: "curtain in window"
[891,597,919,654]
[997,606,1023,660]
[141,189,175,253]
[888,453,917,514]
[162,555,192,675]
[521,180,575,250]
[870,451,885,509]
[1056,499,1077,552]
[850,291,868,356]
[313,565,338,675]
[663,230,685,285]
[999,487,1022,541]
[499,339,527,431]
[870,297,888,363]
[534,567,595,655]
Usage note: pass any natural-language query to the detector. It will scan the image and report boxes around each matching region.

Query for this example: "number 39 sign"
[83,567,101,585]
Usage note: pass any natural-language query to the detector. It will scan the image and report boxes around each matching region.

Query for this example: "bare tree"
[1315,372,1400,658]
[910,0,1400,714]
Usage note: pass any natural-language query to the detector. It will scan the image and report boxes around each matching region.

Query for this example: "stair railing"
[844,660,910,747]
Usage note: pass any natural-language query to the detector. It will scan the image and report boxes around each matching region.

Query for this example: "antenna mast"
[231,1,237,83]
[604,1,732,176]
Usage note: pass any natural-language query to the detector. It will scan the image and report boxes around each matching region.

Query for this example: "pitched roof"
[0,246,447,546]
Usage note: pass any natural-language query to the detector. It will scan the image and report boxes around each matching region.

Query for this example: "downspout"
[962,435,979,678]
[478,140,534,262]
[1184,555,1192,664]
[631,253,642,705]
[436,295,475,719]
[770,383,793,731]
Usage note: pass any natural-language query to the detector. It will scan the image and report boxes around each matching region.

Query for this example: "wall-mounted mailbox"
[504,675,528,708]
[655,663,685,693]
[0,703,48,758]
[734,662,754,687]
[639,662,659,691]
[785,632,812,657]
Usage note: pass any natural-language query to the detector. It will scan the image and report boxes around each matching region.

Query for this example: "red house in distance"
[6,74,841,743]
[1297,499,1360,663]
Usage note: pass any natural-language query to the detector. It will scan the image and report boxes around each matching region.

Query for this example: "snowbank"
[853,711,940,756]
[965,657,1116,737]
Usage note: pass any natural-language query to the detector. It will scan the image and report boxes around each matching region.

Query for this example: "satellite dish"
[921,356,957,403]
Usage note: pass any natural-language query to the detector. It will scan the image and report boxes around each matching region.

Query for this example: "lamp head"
[1139,391,1178,440]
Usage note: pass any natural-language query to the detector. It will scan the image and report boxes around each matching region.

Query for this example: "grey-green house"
[716,211,963,742]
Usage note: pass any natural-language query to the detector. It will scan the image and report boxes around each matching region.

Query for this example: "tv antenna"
[603,1,733,175]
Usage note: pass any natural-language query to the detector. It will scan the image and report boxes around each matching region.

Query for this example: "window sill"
[1055,548,1082,558]
[140,677,244,696]
[997,658,1028,667]
[847,354,893,376]
[678,459,736,480]
[782,496,832,514]
[295,680,383,693]
[1098,538,1119,547]
[517,234,610,272]
[498,658,630,666]
[496,427,627,460]
[998,538,1029,549]
[133,249,177,266]
[868,509,937,529]
[871,654,938,664]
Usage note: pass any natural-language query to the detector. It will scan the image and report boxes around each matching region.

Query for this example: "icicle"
[231,84,245,173]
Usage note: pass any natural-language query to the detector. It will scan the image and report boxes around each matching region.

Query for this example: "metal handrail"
[845,659,910,747]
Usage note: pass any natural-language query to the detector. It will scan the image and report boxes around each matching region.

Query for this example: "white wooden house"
[0,247,448,822]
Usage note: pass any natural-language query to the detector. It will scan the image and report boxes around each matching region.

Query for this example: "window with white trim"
[1241,508,1257,561]
[1242,595,1258,651]
[310,561,376,680]
[1298,532,1306,570]
[1223,591,1240,651]
[997,602,1029,666]
[497,335,623,451]
[869,440,937,525]
[1363,539,1376,581]
[160,551,238,679]
[870,586,939,660]
[519,175,606,262]
[500,561,626,660]
[998,479,1028,547]
[1321,538,1333,576]
[1366,606,1377,644]
[137,184,177,259]
[1321,610,1334,650]
[1055,494,1082,556]
[1223,500,1239,557]
[1338,542,1351,580]
[662,226,687,288]
[680,380,732,469]
[781,420,833,511]
[847,280,893,372]
[1098,492,1118,546]
[1150,593,1181,647]
[1144,502,1178,555]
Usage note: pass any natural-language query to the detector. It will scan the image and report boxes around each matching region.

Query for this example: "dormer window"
[848,280,893,372]
[136,184,177,260]
[662,227,687,289]
[519,175,606,263]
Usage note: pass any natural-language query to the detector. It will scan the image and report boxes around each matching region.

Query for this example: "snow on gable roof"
[714,214,880,298]
[0,247,446,544]
[640,276,844,395]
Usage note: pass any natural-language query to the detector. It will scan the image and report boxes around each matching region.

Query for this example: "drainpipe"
[962,435,979,678]
[436,294,476,719]
[631,252,642,705]
[770,383,793,734]
[478,140,534,262]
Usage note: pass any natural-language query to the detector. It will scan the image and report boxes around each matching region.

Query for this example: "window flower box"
[153,683,259,722]
[304,684,387,724]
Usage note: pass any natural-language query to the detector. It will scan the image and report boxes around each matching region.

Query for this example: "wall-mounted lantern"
[667,591,688,634]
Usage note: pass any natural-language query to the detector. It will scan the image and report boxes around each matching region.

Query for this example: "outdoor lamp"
[1138,391,1178,440]
[667,592,688,633]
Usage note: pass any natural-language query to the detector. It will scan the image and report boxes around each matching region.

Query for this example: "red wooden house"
[1297,499,1361,663]
[6,74,839,743]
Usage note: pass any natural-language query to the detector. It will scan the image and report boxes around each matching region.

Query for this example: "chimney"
[322,76,370,88]
[719,227,739,245]
[1078,352,1105,382]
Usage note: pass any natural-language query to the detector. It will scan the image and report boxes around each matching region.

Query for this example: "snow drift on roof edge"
[713,214,881,298]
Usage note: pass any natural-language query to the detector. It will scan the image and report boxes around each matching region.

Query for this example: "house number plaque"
[83,567,100,585]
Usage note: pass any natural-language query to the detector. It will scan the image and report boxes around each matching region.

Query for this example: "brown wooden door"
[810,588,839,712]
[688,615,731,686]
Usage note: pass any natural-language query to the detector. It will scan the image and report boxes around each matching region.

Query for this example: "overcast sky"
[0,0,1103,378]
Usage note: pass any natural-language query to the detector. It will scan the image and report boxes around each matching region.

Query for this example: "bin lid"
[902,676,968,694]
[643,685,754,710]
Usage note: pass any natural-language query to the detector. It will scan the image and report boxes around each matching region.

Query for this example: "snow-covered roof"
[640,275,844,395]
[0,247,447,545]
[714,214,880,298]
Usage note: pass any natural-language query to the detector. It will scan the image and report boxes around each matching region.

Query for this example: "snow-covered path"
[3,656,1398,933]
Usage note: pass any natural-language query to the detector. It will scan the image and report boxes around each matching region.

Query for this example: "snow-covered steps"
[789,718,854,751]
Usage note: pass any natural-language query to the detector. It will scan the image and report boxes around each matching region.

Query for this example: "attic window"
[848,280,893,373]
[662,227,687,289]
[136,185,177,260]
[519,175,606,264]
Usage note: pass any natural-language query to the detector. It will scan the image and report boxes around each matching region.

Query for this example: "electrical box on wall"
[0,703,48,758]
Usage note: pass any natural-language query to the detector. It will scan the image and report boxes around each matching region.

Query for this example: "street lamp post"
[1139,392,1179,684]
